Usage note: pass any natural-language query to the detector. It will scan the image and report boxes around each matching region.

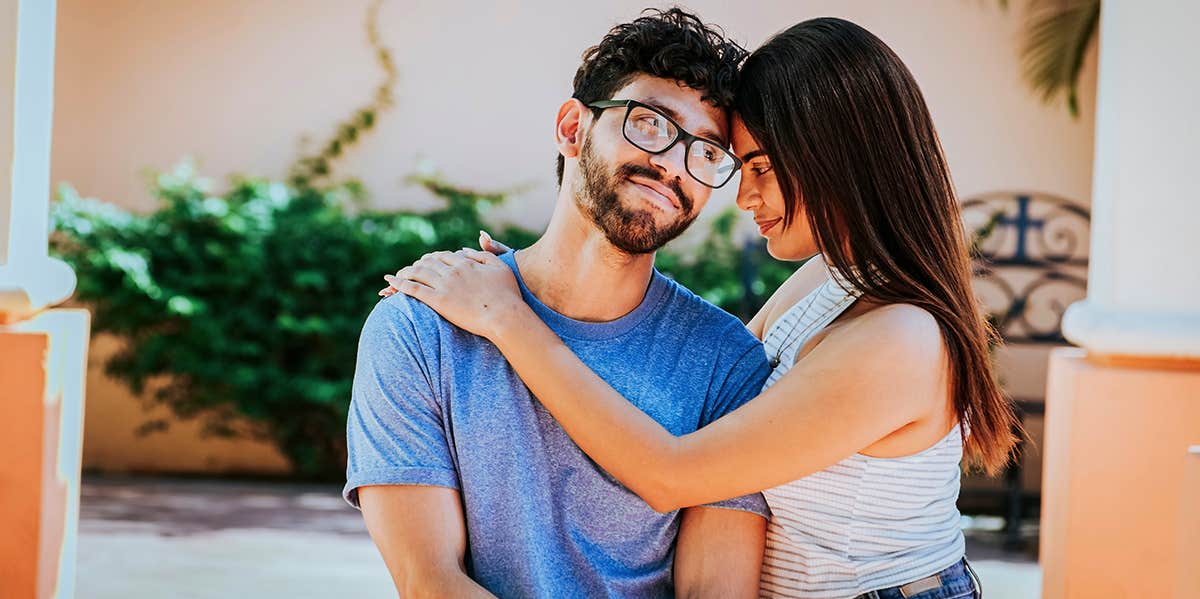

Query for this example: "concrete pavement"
[77,476,1040,598]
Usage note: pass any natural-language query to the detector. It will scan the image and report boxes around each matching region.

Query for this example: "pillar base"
[1063,299,1200,359]
[0,309,89,599]
[1040,348,1200,598]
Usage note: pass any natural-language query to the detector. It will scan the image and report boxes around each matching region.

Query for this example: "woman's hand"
[387,248,527,340]
[379,230,511,298]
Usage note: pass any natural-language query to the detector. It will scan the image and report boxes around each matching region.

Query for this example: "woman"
[385,17,1015,599]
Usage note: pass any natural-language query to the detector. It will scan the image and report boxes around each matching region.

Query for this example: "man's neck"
[516,204,656,323]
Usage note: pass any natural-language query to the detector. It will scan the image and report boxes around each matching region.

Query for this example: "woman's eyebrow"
[741,149,767,162]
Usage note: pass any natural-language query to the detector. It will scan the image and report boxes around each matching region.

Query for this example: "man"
[344,9,771,597]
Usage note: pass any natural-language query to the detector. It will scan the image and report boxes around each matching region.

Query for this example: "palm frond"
[1020,0,1100,117]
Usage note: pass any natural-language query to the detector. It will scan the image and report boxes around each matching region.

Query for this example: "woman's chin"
[764,238,812,262]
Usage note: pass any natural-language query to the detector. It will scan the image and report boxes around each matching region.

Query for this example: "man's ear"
[555,99,588,160]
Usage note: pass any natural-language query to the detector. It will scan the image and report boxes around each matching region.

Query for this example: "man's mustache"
[616,164,693,214]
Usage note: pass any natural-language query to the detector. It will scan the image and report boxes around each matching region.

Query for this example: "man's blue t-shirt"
[344,250,771,598]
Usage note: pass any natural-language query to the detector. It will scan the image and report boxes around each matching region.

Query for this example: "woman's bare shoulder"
[826,302,947,378]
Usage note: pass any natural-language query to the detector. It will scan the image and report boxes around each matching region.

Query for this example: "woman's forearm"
[396,250,941,513]
[391,249,920,510]
[490,309,687,511]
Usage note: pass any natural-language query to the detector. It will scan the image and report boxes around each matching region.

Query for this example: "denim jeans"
[854,558,983,599]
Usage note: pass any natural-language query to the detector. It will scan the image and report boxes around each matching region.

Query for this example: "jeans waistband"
[855,557,982,599]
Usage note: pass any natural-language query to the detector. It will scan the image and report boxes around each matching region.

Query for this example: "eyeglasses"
[586,99,741,189]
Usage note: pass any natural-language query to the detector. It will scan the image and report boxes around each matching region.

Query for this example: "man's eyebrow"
[740,149,768,162]
[641,97,727,145]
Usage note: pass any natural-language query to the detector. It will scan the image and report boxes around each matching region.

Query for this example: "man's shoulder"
[360,293,459,350]
[369,292,441,323]
[655,276,770,414]
[656,274,761,348]
[362,293,428,328]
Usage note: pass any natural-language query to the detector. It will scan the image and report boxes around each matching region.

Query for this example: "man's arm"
[345,297,490,596]
[673,335,771,599]
[673,506,767,599]
[359,486,494,598]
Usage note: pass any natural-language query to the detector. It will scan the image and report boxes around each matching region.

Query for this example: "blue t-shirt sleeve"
[702,338,772,427]
[697,330,773,517]
[342,296,459,509]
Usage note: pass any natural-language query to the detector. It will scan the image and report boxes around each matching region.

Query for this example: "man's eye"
[637,116,662,130]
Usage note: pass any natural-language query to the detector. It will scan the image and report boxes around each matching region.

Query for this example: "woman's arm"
[489,302,945,510]
[396,250,948,511]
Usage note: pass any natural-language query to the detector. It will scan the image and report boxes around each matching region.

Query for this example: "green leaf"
[1019,0,1100,118]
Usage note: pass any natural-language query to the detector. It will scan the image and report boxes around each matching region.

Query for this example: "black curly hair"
[556,7,746,186]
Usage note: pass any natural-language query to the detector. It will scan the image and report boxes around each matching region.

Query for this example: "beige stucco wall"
[50,0,1097,475]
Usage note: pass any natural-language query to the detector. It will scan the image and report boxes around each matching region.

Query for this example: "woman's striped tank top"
[757,263,966,598]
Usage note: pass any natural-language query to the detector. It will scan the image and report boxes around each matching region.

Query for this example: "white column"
[1062,0,1200,359]
[0,0,74,323]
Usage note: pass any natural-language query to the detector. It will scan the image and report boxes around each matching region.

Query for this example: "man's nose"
[648,140,688,182]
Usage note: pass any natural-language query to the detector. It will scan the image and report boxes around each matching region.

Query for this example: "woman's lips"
[756,218,782,236]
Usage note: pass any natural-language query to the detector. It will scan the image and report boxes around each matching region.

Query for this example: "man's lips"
[755,217,782,235]
[628,176,681,212]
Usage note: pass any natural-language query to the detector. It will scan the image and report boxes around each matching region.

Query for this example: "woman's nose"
[735,177,758,211]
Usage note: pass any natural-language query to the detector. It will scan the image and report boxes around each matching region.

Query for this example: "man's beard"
[576,139,698,255]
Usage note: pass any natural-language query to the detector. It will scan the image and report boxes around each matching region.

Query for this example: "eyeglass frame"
[584,99,742,189]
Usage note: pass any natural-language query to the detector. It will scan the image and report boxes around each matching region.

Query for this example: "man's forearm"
[372,540,498,599]
[389,566,495,599]
[673,507,766,599]
[358,486,495,599]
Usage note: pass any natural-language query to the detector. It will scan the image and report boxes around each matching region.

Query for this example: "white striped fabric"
[757,262,965,598]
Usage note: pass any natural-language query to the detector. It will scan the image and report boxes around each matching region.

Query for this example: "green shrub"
[51,164,538,478]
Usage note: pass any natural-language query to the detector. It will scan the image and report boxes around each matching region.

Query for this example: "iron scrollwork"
[962,193,1091,344]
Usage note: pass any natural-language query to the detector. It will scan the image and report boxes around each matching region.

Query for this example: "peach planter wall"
[1040,349,1200,598]
[0,309,90,599]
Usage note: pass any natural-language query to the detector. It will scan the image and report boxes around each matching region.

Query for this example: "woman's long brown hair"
[735,17,1021,474]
